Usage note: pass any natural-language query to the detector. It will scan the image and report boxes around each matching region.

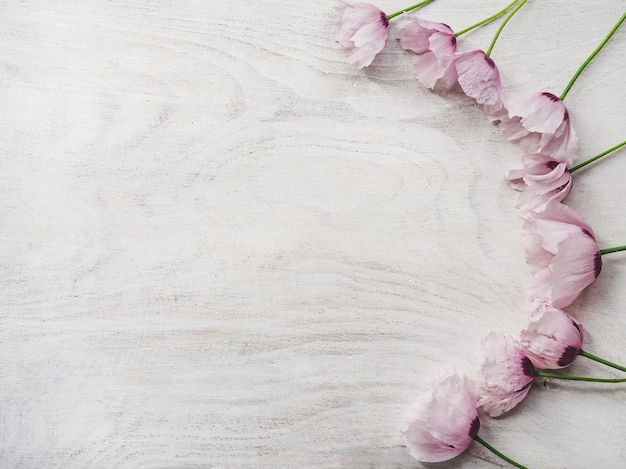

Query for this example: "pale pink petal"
[523,219,553,277]
[549,232,601,308]
[531,202,594,252]
[508,167,530,191]
[531,217,580,253]
[347,21,388,67]
[334,2,389,69]
[427,32,459,91]
[537,110,579,163]
[487,103,510,124]
[507,92,565,133]
[520,303,584,369]
[397,16,457,90]
[477,332,534,417]
[523,204,574,256]
[545,202,594,235]
[403,368,478,462]
[397,16,453,54]
[455,50,503,115]
[528,267,553,307]
[500,114,535,140]
[411,48,446,89]
[500,92,580,164]
[508,154,573,214]
[524,202,600,308]
[404,418,461,462]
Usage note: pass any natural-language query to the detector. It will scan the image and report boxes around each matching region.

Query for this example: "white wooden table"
[1,1,625,467]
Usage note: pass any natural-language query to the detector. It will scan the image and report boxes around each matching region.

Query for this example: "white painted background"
[1,1,625,467]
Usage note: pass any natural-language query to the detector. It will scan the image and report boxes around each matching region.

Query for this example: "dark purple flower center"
[558,345,580,367]
[468,416,480,439]
[594,251,602,278]
[379,12,389,28]
[546,160,559,170]
[581,229,602,276]
[542,92,560,102]
[581,228,594,239]
[521,356,535,377]
[555,180,570,193]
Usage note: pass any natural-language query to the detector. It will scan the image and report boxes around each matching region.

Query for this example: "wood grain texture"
[1,1,625,467]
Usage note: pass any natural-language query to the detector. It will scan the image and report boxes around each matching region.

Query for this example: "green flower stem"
[485,0,527,57]
[600,245,626,256]
[456,0,521,37]
[386,0,435,20]
[569,139,626,173]
[579,349,626,373]
[560,11,626,100]
[536,371,626,383]
[474,435,529,469]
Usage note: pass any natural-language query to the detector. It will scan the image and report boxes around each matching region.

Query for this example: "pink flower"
[397,16,458,90]
[500,92,580,165]
[520,302,584,369]
[524,202,602,309]
[334,2,389,69]
[477,331,535,417]
[455,50,504,117]
[403,368,479,462]
[508,153,573,214]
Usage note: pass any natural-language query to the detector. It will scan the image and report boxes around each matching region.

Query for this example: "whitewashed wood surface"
[1,1,626,467]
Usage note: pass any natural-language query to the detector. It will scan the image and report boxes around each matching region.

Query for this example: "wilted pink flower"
[477,331,535,417]
[455,50,504,117]
[397,16,458,90]
[520,302,584,369]
[524,202,601,309]
[500,92,579,164]
[334,1,389,69]
[508,153,573,214]
[403,368,479,462]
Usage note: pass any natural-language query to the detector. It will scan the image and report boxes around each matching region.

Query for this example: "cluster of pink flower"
[335,1,626,467]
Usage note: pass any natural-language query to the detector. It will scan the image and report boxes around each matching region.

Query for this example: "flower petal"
[334,2,389,69]
[524,202,600,308]
[397,16,453,54]
[397,16,457,90]
[550,232,601,308]
[500,92,579,163]
[455,50,503,113]
[506,92,565,134]
[477,332,534,417]
[520,303,584,369]
[508,154,573,214]
[403,368,477,462]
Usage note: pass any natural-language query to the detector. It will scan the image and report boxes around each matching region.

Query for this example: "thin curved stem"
[474,435,528,469]
[536,371,626,383]
[569,139,626,173]
[486,0,527,57]
[560,12,626,100]
[386,0,435,20]
[456,0,521,37]
[600,245,626,256]
[579,349,626,373]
